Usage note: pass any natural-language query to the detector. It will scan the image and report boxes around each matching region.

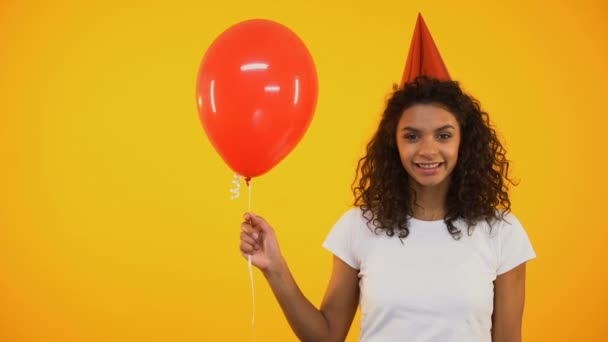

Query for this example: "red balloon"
[196,19,318,178]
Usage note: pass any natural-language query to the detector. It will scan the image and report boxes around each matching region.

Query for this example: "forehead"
[397,103,459,130]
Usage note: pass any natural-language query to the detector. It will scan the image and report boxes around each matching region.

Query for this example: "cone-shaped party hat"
[401,13,450,85]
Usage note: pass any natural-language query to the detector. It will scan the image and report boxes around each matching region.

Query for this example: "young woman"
[239,76,536,342]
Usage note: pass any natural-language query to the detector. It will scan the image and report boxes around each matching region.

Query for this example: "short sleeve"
[322,208,361,270]
[496,213,536,275]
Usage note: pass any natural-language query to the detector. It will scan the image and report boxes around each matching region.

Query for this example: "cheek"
[445,142,460,162]
[397,144,414,161]
[452,146,460,160]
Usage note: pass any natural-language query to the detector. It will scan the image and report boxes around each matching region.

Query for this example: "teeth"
[417,163,440,169]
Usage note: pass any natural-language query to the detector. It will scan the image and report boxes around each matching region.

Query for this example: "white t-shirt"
[323,207,536,342]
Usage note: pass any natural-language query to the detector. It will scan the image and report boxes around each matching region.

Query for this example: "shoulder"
[329,207,377,238]
[498,210,523,226]
[323,207,373,269]
[491,211,527,236]
[337,206,368,222]
[468,211,532,247]
[491,211,536,274]
[332,207,371,230]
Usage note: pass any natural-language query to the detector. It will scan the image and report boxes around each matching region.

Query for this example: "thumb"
[245,212,273,234]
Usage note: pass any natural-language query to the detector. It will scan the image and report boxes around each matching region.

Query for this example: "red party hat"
[401,13,451,85]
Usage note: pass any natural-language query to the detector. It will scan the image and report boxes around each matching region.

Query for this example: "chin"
[418,182,443,188]
[414,177,448,188]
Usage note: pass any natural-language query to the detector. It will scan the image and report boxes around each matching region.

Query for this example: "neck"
[410,183,449,221]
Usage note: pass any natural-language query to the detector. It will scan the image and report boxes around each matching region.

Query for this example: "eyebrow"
[401,124,457,132]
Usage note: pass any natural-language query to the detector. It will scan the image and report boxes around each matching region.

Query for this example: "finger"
[240,223,260,240]
[240,230,261,252]
[240,231,257,245]
[240,241,255,254]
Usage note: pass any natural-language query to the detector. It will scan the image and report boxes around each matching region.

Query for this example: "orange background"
[1,0,606,341]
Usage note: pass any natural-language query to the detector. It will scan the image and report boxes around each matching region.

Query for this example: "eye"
[404,133,418,141]
[437,133,452,140]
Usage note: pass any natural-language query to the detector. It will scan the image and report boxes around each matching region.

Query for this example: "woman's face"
[395,103,461,191]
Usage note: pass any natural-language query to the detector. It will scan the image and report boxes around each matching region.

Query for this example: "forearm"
[492,334,521,342]
[492,325,521,342]
[264,259,331,342]
[492,263,526,342]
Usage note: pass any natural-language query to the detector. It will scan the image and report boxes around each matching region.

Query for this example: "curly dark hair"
[353,76,515,240]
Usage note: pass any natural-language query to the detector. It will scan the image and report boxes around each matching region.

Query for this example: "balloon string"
[230,174,242,200]
[246,177,255,342]
[230,174,255,341]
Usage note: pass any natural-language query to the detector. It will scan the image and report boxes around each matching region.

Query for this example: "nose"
[418,136,438,157]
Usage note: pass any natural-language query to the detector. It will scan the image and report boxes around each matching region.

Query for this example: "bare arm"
[492,262,527,342]
[240,213,359,342]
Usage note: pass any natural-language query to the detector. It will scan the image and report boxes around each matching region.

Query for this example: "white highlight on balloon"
[294,78,300,105]
[241,63,269,71]
[210,80,217,113]
[264,85,280,92]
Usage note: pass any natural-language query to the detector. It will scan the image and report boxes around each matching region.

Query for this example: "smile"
[415,162,443,169]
